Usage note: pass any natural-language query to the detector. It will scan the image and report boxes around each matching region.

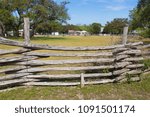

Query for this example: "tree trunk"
[0,21,5,37]
[13,29,20,37]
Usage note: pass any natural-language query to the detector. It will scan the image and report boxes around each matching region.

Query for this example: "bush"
[140,29,150,38]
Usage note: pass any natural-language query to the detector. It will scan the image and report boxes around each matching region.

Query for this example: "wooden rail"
[0,36,149,89]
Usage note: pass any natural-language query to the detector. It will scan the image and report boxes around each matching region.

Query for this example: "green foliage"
[0,3,14,36]
[103,18,128,34]
[140,28,150,38]
[61,24,81,34]
[0,0,69,37]
[143,59,150,70]
[78,25,91,32]
[89,23,101,34]
[130,0,150,38]
[126,73,132,84]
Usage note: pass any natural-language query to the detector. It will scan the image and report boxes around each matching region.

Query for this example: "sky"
[55,0,138,26]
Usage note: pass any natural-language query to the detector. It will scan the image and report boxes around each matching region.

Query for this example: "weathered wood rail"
[0,37,149,89]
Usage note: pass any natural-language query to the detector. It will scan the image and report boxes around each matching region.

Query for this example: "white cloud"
[106,5,127,11]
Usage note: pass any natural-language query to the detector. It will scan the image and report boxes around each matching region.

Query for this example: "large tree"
[89,23,101,34]
[130,0,150,37]
[0,1,14,36]
[0,0,69,37]
[103,18,128,34]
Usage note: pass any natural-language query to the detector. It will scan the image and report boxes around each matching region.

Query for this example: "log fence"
[0,18,149,89]
[0,36,149,89]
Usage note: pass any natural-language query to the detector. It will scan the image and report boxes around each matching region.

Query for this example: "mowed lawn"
[0,35,150,100]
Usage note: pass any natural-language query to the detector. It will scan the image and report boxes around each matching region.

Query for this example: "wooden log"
[0,56,38,64]
[126,70,142,75]
[0,56,25,64]
[0,48,30,55]
[143,56,150,59]
[80,73,85,88]
[23,79,115,86]
[123,57,143,62]
[26,72,113,79]
[116,75,140,82]
[115,55,129,61]
[143,44,150,49]
[143,70,150,75]
[115,76,125,82]
[0,78,37,88]
[85,79,115,85]
[113,48,128,54]
[126,64,144,69]
[122,26,128,45]
[24,52,113,57]
[118,77,140,83]
[0,66,27,74]
[0,73,31,81]
[24,82,80,86]
[17,65,115,73]
[118,50,142,55]
[114,62,131,68]
[113,69,130,76]
[17,58,115,66]
[126,42,143,46]
[144,68,150,73]
[0,37,143,51]
[131,77,140,81]
[24,18,30,45]
[0,37,123,50]
[142,51,150,56]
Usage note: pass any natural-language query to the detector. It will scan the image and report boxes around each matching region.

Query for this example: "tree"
[36,21,63,34]
[130,0,150,37]
[103,18,128,34]
[61,24,81,34]
[0,0,69,37]
[0,2,14,36]
[89,23,101,34]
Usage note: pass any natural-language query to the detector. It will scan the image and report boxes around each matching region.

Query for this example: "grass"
[31,35,121,46]
[0,35,150,100]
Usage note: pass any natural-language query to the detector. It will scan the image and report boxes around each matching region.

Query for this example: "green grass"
[0,74,150,100]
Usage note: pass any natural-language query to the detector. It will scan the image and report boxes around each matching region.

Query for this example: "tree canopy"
[103,18,128,34]
[89,23,101,34]
[130,0,150,37]
[0,0,69,37]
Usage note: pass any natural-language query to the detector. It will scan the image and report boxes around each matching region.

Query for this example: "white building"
[68,30,89,36]
[51,32,59,36]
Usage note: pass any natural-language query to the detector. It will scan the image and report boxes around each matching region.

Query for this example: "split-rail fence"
[0,36,149,90]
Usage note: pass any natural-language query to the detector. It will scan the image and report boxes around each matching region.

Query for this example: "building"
[68,30,89,36]
[51,32,59,36]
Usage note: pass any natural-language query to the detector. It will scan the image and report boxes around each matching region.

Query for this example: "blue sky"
[55,0,138,26]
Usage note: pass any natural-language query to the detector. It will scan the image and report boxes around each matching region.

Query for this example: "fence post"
[24,17,30,45]
[122,25,129,45]
[80,73,85,88]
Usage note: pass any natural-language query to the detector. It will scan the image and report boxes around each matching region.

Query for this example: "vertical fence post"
[122,25,129,45]
[80,73,85,88]
[24,17,30,45]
